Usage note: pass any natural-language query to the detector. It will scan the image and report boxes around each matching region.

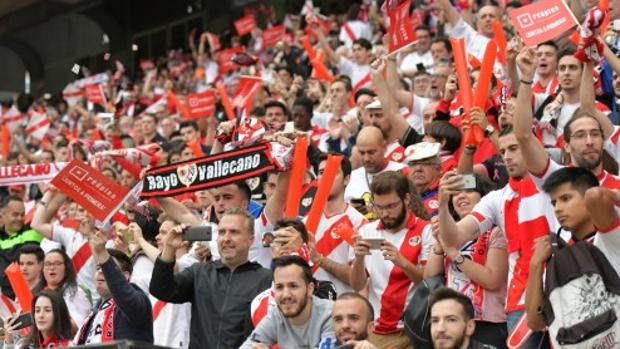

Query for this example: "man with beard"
[437,127,553,349]
[513,48,620,191]
[319,293,378,349]
[350,171,433,349]
[430,287,497,349]
[240,255,334,349]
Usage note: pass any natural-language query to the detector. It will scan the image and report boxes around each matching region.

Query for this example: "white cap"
[365,99,382,110]
[404,142,441,162]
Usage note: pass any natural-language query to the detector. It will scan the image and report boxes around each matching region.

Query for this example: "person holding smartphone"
[3,290,73,348]
[425,171,508,348]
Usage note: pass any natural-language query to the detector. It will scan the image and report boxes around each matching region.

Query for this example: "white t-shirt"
[594,219,620,276]
[399,50,434,73]
[445,17,490,62]
[339,20,373,48]
[344,161,408,202]
[50,224,97,301]
[337,57,370,87]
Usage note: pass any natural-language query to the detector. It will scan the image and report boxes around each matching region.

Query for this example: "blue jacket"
[76,257,153,344]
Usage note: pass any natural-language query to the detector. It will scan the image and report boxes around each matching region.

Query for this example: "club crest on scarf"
[177,163,198,187]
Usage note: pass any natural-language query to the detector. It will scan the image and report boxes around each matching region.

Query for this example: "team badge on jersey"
[409,236,421,246]
[302,197,313,207]
[428,200,439,210]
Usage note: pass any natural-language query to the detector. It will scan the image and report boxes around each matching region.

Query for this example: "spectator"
[351,171,433,348]
[526,167,599,331]
[429,287,498,349]
[32,191,98,301]
[42,249,91,327]
[0,196,43,298]
[3,290,73,348]
[426,172,507,348]
[75,237,153,344]
[18,244,44,293]
[404,142,443,216]
[345,126,408,206]
[150,208,272,349]
[240,255,334,348]
[320,292,378,349]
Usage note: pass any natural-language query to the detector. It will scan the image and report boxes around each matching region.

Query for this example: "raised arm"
[31,190,67,239]
[315,24,340,66]
[436,0,462,27]
[263,170,290,225]
[580,60,614,138]
[155,197,201,227]
[371,58,410,141]
[513,47,549,175]
[585,187,620,231]
[526,236,552,331]
[385,56,414,108]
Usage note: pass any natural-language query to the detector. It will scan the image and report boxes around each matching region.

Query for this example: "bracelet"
[520,79,533,85]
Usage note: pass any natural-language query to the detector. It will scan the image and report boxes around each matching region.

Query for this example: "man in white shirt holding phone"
[350,171,433,349]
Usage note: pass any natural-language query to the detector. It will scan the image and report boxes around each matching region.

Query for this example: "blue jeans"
[506,310,550,349]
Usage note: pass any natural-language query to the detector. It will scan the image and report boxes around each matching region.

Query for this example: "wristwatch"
[453,254,465,265]
[484,125,495,137]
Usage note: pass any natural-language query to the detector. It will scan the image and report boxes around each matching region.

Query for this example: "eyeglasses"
[43,262,64,268]
[571,129,603,141]
[372,200,402,212]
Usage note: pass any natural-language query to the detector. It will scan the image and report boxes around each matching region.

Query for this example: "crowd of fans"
[0,0,620,348]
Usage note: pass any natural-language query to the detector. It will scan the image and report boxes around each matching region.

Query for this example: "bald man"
[437,0,500,61]
[345,127,409,210]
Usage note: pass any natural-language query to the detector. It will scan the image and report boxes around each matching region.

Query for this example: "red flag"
[305,16,331,40]
[232,76,263,109]
[205,32,221,51]
[166,91,191,118]
[51,160,130,222]
[285,137,309,218]
[218,48,244,74]
[215,82,236,122]
[2,105,24,133]
[26,110,50,140]
[387,0,417,53]
[187,90,216,119]
[262,25,286,48]
[299,35,316,60]
[234,14,257,36]
[5,262,33,312]
[310,54,334,82]
[509,0,577,47]
[84,84,107,105]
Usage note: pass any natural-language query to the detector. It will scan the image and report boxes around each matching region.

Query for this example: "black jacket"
[76,258,153,344]
[150,258,272,349]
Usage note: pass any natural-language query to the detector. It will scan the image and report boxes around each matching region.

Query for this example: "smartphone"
[182,226,212,242]
[462,173,477,190]
[363,238,385,250]
[350,198,366,206]
[12,313,33,331]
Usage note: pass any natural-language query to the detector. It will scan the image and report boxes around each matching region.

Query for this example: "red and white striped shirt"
[306,205,366,294]
[50,224,96,300]
[469,177,554,313]
[385,142,406,163]
[355,213,433,334]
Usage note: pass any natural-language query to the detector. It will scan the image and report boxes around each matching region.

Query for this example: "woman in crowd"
[41,249,91,328]
[3,290,73,348]
[425,172,508,348]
